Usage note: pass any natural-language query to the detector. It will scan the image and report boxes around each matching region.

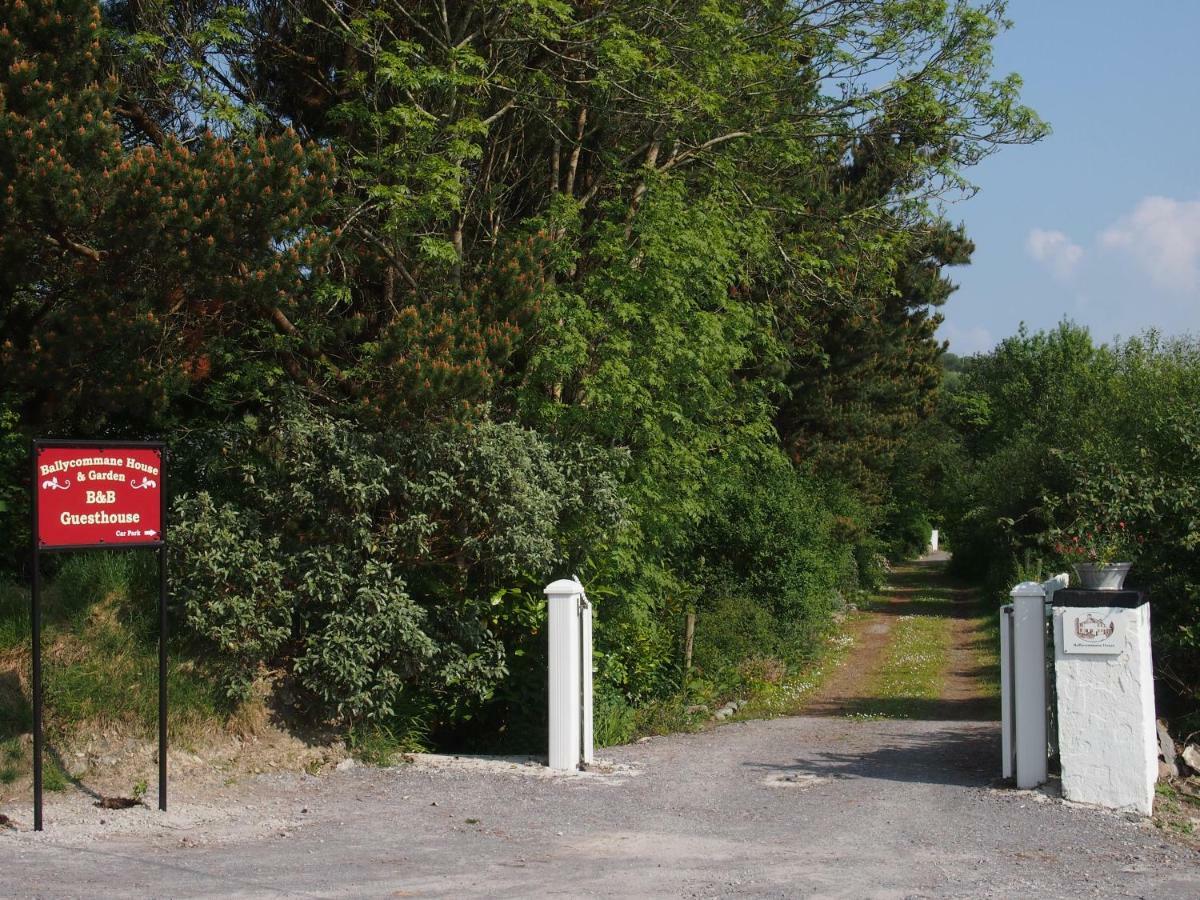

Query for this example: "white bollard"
[1010,581,1048,789]
[545,578,593,770]
[1052,601,1157,814]
[929,529,939,553]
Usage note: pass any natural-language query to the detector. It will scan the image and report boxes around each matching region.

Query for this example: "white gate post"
[1052,601,1157,814]
[545,578,592,770]
[1011,580,1048,789]
[1000,604,1015,779]
[579,579,594,765]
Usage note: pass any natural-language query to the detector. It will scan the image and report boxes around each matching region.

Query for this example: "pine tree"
[0,0,334,432]
[776,221,973,500]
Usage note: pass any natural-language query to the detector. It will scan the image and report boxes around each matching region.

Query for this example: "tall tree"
[777,221,975,499]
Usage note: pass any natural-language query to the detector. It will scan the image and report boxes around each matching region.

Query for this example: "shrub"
[693,594,782,688]
[1047,405,1200,727]
[887,506,933,561]
[689,450,859,682]
[171,493,296,700]
[938,327,1200,727]
[172,398,625,726]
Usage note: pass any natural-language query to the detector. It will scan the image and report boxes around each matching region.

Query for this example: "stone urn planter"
[1072,562,1132,590]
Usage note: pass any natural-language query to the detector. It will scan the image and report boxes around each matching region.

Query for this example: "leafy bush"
[940,323,1102,589]
[887,506,933,561]
[693,595,782,690]
[172,398,625,726]
[1043,343,1200,726]
[688,450,858,684]
[938,327,1200,727]
[171,494,294,697]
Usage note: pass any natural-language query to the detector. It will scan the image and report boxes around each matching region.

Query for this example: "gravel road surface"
[2,715,1197,898]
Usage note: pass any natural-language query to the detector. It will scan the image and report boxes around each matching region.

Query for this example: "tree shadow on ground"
[0,669,105,801]
[968,632,1001,697]
[805,693,998,721]
[839,695,998,721]
[743,723,1000,788]
[866,562,983,618]
[865,597,965,619]
[0,670,30,741]
[46,745,104,801]
[885,558,977,595]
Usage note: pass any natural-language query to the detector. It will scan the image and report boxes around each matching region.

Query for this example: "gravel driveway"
[2,715,1197,898]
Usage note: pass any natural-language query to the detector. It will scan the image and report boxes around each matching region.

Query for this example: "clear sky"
[936,0,1200,355]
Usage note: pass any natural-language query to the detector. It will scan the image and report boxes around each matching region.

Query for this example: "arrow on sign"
[144,530,158,537]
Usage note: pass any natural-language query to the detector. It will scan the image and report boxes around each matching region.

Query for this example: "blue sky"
[936,0,1200,355]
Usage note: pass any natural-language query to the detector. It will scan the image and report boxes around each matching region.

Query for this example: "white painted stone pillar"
[1010,581,1048,789]
[929,529,939,552]
[545,578,593,770]
[1052,603,1157,814]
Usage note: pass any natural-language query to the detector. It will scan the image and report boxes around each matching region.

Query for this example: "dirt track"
[806,555,995,721]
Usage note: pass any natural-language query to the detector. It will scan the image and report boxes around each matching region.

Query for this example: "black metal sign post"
[29,439,168,831]
[29,441,41,831]
[158,491,168,814]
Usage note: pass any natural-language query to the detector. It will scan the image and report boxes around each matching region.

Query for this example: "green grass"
[0,738,68,791]
[738,629,859,719]
[631,696,708,739]
[973,608,1002,701]
[584,614,864,748]
[853,600,952,719]
[40,552,232,738]
[0,736,22,784]
[0,551,237,789]
[347,718,430,765]
[0,580,28,651]
[42,755,68,791]
[593,690,638,747]
[1154,782,1200,844]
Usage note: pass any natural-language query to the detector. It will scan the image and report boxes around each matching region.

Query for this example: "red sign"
[35,444,164,548]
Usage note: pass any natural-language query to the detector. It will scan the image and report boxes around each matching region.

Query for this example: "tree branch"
[45,231,103,264]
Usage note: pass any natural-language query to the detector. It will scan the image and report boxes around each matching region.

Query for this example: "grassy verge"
[736,628,859,720]
[973,604,1002,702]
[1,552,238,797]
[2,553,869,773]
[1154,781,1200,848]
[592,613,863,746]
[336,609,866,760]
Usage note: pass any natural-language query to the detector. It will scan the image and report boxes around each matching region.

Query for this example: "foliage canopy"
[1,0,1045,739]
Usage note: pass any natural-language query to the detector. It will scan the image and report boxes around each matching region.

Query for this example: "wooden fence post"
[683,611,696,687]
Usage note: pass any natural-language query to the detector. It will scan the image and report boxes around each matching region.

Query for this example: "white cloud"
[1100,196,1200,292]
[1026,228,1084,280]
[939,322,995,355]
